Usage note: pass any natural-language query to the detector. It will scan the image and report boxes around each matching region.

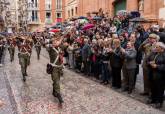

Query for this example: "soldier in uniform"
[47,35,64,105]
[34,36,42,60]
[7,36,16,62]
[18,36,31,82]
[26,37,33,65]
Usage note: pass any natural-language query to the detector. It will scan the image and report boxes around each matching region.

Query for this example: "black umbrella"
[129,17,148,22]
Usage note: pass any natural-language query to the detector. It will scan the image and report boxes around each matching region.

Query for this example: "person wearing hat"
[26,36,33,65]
[139,33,159,96]
[7,36,16,62]
[146,42,165,108]
[47,36,64,105]
[34,36,42,60]
[18,36,31,82]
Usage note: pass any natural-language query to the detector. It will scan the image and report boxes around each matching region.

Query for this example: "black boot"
[52,90,57,97]
[23,76,26,82]
[57,93,64,104]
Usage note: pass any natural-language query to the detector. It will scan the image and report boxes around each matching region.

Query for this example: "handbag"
[46,63,53,74]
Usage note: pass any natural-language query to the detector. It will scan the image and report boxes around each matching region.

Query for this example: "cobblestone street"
[0,48,164,114]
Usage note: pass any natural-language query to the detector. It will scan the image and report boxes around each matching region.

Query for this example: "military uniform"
[8,37,16,62]
[18,37,31,82]
[26,38,33,65]
[35,37,42,60]
[48,46,64,104]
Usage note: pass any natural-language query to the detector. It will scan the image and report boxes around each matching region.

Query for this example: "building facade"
[27,0,63,31]
[0,0,14,32]
[64,0,78,19]
[159,0,165,27]
[18,0,28,32]
[64,0,164,26]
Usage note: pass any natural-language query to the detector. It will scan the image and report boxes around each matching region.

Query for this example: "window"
[32,11,38,21]
[35,0,38,7]
[138,0,144,11]
[46,12,51,18]
[75,7,78,15]
[57,13,61,18]
[71,9,74,16]
[56,0,62,10]
[68,10,70,17]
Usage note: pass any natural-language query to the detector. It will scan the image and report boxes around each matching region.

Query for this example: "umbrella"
[129,17,148,22]
[78,16,87,19]
[129,11,140,19]
[117,10,128,16]
[78,19,88,24]
[82,24,94,30]
[49,32,55,35]
[92,16,102,20]
[50,29,61,33]
[0,34,5,39]
[51,22,62,28]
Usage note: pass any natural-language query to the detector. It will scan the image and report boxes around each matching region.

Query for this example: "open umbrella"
[50,29,61,33]
[129,17,148,22]
[92,16,102,20]
[82,24,94,30]
[78,19,88,24]
[117,10,128,16]
[78,16,87,19]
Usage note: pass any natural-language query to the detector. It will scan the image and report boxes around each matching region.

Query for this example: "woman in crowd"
[146,42,165,108]
[67,42,74,69]
[121,41,137,94]
[100,39,111,85]
[90,39,101,80]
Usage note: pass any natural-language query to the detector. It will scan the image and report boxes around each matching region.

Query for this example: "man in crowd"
[139,34,159,96]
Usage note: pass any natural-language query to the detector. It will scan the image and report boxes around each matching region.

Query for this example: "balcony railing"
[28,18,40,24]
[45,18,52,24]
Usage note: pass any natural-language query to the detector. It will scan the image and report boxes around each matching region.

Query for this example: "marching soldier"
[7,36,16,62]
[26,37,33,65]
[47,35,64,105]
[34,36,42,60]
[18,36,31,82]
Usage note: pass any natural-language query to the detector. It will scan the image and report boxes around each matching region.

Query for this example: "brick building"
[64,0,78,19]
[64,0,165,25]
[27,0,64,31]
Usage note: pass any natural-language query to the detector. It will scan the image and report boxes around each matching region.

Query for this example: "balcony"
[45,18,52,25]
[28,18,40,25]
[28,2,39,10]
